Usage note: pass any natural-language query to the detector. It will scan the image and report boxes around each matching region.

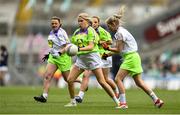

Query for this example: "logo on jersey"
[48,40,53,48]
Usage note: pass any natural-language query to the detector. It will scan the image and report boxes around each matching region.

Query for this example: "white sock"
[43,93,48,99]
[71,98,76,103]
[119,93,126,103]
[78,91,85,99]
[113,96,120,106]
[149,92,158,102]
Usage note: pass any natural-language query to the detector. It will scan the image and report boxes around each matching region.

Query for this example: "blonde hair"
[105,5,126,26]
[78,13,90,21]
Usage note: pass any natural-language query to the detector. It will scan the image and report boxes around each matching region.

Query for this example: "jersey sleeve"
[87,27,95,41]
[114,31,124,41]
[57,30,69,45]
[87,27,99,44]
[63,30,70,43]
[99,27,112,41]
[71,35,75,44]
[71,29,79,44]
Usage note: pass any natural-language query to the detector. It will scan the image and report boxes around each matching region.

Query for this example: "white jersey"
[48,28,70,52]
[114,27,138,53]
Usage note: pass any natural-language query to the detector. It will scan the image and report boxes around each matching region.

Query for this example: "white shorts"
[75,52,103,70]
[101,56,112,68]
[0,66,8,71]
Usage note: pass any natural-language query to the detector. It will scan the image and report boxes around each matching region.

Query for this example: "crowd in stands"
[142,48,180,78]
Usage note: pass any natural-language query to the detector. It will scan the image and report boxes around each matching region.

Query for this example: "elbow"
[81,45,93,51]
[89,46,94,50]
[88,44,94,50]
[114,48,121,53]
[116,46,123,53]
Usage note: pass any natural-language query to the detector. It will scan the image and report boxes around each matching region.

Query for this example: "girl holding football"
[65,13,120,108]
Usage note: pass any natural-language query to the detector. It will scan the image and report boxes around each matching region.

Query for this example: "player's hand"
[42,53,49,62]
[102,43,109,50]
[102,53,109,60]
[78,47,80,51]
[98,41,106,45]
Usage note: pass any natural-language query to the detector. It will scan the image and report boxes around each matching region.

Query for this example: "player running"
[75,16,119,103]
[33,16,77,104]
[64,13,120,108]
[103,6,164,109]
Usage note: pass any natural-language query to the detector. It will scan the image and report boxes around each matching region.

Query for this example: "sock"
[113,96,120,106]
[119,93,126,104]
[78,91,85,99]
[71,98,76,103]
[43,93,48,99]
[149,92,158,102]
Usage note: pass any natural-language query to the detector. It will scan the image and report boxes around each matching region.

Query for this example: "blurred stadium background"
[0,0,180,90]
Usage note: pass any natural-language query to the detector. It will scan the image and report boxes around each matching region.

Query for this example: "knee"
[104,76,109,82]
[98,80,106,87]
[67,77,74,84]
[66,78,73,86]
[44,73,53,81]
[103,78,107,83]
[115,75,124,82]
[114,77,119,83]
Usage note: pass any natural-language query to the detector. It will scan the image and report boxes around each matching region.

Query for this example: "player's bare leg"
[80,71,90,92]
[133,75,164,108]
[75,70,91,103]
[92,68,120,107]
[115,69,129,109]
[62,71,75,100]
[102,68,119,97]
[34,63,57,102]
[64,65,84,107]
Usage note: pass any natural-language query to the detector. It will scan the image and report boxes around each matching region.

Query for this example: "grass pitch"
[0,86,180,114]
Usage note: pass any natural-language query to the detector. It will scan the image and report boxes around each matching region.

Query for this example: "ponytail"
[114,5,126,20]
[106,5,126,26]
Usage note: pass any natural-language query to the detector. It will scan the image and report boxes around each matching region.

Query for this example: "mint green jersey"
[71,26,99,55]
[96,26,112,55]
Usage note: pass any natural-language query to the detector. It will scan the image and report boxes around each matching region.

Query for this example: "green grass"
[0,86,180,114]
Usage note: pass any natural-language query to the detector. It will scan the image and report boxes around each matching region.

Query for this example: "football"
[66,44,78,56]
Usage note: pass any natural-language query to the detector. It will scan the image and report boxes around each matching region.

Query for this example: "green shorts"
[120,52,143,77]
[48,53,72,72]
